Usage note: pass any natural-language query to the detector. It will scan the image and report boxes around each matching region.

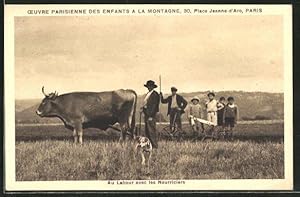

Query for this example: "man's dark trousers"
[145,116,158,148]
[169,108,182,131]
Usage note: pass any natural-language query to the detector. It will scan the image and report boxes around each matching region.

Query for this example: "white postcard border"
[4,4,293,191]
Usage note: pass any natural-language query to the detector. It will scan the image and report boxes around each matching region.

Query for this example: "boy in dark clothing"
[217,97,226,137]
[223,97,238,138]
[217,97,226,126]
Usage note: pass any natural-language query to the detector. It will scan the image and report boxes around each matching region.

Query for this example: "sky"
[15,15,284,99]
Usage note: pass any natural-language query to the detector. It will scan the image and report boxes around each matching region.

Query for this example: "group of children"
[188,92,238,138]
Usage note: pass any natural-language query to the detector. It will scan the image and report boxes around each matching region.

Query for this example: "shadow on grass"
[15,134,121,142]
[15,123,284,143]
[16,134,284,143]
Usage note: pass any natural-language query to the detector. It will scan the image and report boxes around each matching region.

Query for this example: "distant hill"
[15,99,41,112]
[15,91,283,124]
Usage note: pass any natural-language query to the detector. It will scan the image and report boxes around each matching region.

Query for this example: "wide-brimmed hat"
[207,91,215,97]
[144,80,158,88]
[191,96,200,102]
[171,87,178,92]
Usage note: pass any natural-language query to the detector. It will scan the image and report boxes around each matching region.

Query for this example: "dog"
[134,136,153,168]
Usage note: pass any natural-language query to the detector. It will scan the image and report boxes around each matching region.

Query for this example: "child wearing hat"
[223,96,239,138]
[189,96,204,134]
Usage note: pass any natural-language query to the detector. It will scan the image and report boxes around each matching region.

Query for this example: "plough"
[189,115,216,126]
[158,113,217,140]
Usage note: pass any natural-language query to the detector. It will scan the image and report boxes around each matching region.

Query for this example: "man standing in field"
[160,87,188,132]
[142,80,160,148]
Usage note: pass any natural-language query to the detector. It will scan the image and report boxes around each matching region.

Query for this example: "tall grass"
[16,140,284,181]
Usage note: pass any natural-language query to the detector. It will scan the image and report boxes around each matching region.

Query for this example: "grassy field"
[16,140,284,181]
[15,122,284,181]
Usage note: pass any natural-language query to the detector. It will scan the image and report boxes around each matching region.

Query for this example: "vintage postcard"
[4,4,293,191]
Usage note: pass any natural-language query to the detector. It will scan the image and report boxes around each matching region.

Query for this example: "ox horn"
[48,90,58,99]
[42,86,49,97]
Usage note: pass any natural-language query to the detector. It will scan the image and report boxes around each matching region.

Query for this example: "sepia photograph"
[4,4,293,191]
